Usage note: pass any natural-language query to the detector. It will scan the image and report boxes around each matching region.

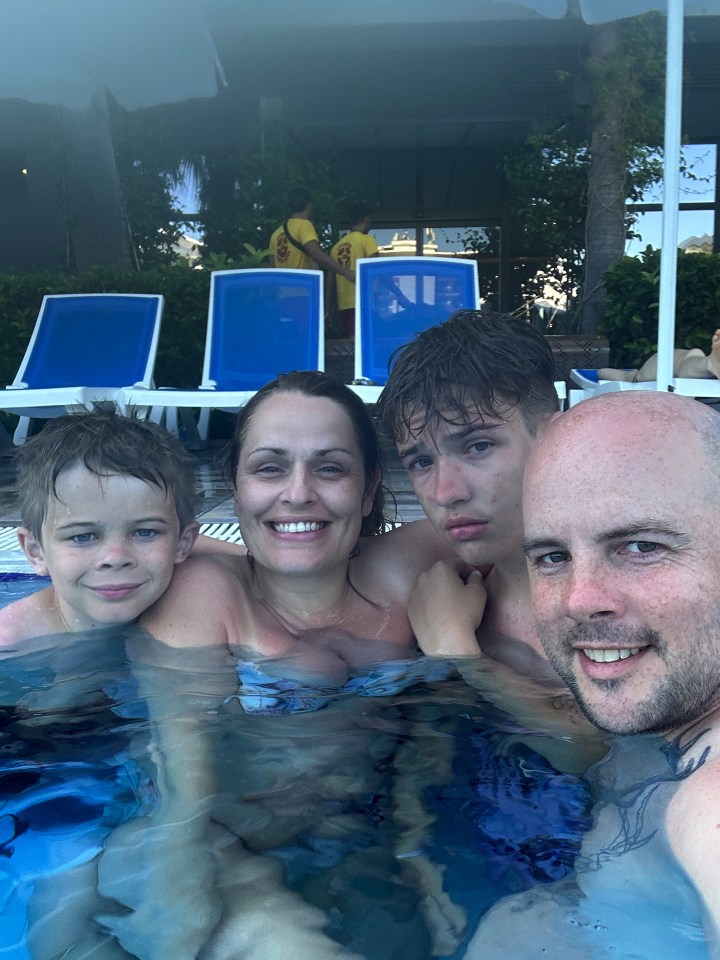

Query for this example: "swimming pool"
[0,576,711,959]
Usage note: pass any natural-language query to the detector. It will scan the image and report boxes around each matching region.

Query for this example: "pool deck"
[0,435,425,572]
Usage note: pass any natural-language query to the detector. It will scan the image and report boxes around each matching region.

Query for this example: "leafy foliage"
[202,244,271,272]
[193,131,359,262]
[587,15,666,152]
[467,14,707,331]
[461,134,668,327]
[602,248,720,366]
[110,105,189,269]
[500,137,590,315]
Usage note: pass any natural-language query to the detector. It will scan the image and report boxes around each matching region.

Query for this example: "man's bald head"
[522,392,720,736]
[527,392,720,514]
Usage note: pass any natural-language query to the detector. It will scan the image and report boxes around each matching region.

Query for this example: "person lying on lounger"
[598,328,720,382]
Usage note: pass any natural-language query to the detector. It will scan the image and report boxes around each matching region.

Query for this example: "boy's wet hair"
[17,409,200,539]
[377,310,559,442]
[228,370,389,537]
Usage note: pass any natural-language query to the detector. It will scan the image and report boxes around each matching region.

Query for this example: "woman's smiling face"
[234,391,375,578]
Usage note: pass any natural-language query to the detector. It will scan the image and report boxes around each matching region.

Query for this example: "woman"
[142,369,449,671]
[100,372,456,960]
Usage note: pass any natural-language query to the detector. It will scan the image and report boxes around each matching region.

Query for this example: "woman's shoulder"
[353,519,454,600]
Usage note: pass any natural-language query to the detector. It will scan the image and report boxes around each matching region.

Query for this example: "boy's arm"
[304,239,355,281]
[407,557,605,772]
[141,554,238,649]
[100,631,229,960]
[393,729,467,955]
[408,558,487,657]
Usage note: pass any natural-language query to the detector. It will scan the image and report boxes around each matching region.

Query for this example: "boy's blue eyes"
[407,456,432,471]
[67,528,158,543]
[70,532,95,544]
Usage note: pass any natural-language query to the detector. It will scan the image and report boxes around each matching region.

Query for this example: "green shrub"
[602,247,720,366]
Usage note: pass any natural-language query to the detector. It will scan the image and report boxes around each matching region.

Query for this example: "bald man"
[464,392,720,959]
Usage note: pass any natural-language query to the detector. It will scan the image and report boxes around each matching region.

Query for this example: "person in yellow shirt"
[269,188,354,283]
[330,204,379,337]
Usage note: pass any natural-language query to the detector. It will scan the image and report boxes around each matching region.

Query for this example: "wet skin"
[19,464,197,631]
[396,405,536,569]
[233,392,376,582]
[523,398,720,735]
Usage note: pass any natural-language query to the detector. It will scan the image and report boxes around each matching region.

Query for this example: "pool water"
[0,576,711,959]
[0,572,51,603]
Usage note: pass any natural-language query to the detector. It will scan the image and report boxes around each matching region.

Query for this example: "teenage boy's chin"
[452,540,495,567]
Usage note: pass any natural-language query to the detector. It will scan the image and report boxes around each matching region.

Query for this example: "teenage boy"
[0,409,199,644]
[376,310,562,680]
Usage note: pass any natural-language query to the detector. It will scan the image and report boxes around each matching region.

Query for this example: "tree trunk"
[580,22,628,334]
[61,90,134,272]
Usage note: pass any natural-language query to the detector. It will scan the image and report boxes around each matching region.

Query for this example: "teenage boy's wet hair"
[17,409,200,539]
[377,310,559,442]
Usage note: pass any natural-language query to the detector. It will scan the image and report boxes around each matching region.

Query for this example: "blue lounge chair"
[121,268,324,443]
[347,258,566,408]
[0,293,163,444]
[349,257,480,403]
[569,367,720,406]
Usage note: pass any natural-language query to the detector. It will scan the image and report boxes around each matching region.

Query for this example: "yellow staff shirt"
[331,231,379,310]
[269,218,319,271]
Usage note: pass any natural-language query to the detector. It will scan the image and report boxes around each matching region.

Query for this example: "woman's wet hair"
[17,408,200,539]
[228,371,389,537]
[377,310,560,442]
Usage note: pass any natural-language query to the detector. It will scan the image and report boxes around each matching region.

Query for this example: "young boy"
[0,409,204,960]
[0,408,200,644]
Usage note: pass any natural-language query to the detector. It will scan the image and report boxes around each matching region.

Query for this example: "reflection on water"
[0,582,711,959]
